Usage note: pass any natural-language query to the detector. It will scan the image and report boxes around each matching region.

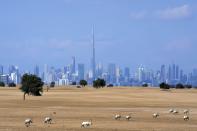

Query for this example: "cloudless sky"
[0,0,197,72]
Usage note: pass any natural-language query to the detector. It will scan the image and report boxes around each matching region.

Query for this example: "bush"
[71,81,76,85]
[93,78,106,88]
[176,83,184,89]
[79,80,88,87]
[8,82,16,87]
[107,84,113,87]
[142,83,148,87]
[50,81,55,87]
[159,82,170,89]
[0,82,5,87]
[185,84,192,89]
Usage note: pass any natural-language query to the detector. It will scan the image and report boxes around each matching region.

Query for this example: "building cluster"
[0,62,197,87]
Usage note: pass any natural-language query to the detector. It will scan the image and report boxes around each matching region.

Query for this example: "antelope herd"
[24,108,191,128]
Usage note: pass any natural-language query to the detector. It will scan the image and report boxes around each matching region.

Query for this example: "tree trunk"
[23,93,26,100]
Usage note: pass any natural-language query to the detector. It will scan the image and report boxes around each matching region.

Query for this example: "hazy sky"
[0,0,197,72]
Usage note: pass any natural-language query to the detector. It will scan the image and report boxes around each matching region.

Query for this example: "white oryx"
[81,120,92,128]
[24,118,33,127]
[44,117,52,124]
[114,114,121,120]
[152,113,159,118]
[183,115,189,121]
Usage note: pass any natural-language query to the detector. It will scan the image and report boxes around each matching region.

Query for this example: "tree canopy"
[20,74,44,100]
[93,78,106,88]
[0,82,5,87]
[79,80,88,87]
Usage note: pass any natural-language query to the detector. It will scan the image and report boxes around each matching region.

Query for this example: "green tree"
[159,82,170,90]
[142,83,148,87]
[176,83,184,89]
[20,74,44,100]
[93,78,106,88]
[79,80,88,87]
[8,82,16,87]
[0,82,5,87]
[50,81,55,87]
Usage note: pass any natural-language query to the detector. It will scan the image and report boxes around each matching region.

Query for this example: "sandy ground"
[0,87,197,131]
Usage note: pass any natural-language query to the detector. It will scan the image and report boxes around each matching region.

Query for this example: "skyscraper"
[92,26,96,80]
[78,64,85,81]
[0,65,3,75]
[71,56,76,74]
[160,65,165,82]
[176,65,179,80]
[34,65,39,77]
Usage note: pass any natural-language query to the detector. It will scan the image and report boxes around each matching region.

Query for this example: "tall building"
[160,65,165,82]
[91,26,96,80]
[9,65,15,75]
[138,65,145,82]
[167,65,172,82]
[71,56,76,74]
[34,65,39,77]
[124,67,130,79]
[175,65,179,80]
[78,64,85,81]
[0,65,3,75]
[44,64,48,83]
[108,63,116,84]
[172,64,176,80]
[95,63,103,78]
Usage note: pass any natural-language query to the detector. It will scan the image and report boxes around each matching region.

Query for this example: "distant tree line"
[0,82,16,87]
[159,82,193,89]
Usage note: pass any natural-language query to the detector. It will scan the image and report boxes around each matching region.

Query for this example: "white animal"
[125,114,131,121]
[114,114,121,120]
[173,110,179,114]
[152,113,159,118]
[183,115,189,121]
[44,117,52,124]
[81,120,92,128]
[169,109,174,113]
[24,118,33,127]
[183,109,189,114]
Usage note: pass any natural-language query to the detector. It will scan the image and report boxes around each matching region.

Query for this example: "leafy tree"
[0,82,5,87]
[185,84,192,89]
[93,78,106,88]
[20,74,44,100]
[159,82,170,89]
[8,82,16,87]
[176,83,184,89]
[50,81,55,87]
[71,81,77,85]
[142,83,148,87]
[79,80,88,87]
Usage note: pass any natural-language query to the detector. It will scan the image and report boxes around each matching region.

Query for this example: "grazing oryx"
[44,117,52,124]
[173,110,179,114]
[125,114,132,121]
[169,109,174,113]
[24,118,33,127]
[152,113,159,118]
[183,115,189,121]
[81,120,92,128]
[114,114,121,120]
[183,109,189,114]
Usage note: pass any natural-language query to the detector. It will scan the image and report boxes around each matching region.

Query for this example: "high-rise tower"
[92,26,96,80]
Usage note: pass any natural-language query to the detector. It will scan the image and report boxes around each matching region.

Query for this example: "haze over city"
[0,0,197,72]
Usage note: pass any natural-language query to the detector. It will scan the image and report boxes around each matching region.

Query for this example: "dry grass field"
[0,87,197,131]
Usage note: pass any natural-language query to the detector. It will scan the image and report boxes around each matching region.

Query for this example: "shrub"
[0,82,5,87]
[159,82,170,89]
[8,82,16,87]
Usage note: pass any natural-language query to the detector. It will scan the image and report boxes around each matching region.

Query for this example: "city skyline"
[0,0,197,72]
